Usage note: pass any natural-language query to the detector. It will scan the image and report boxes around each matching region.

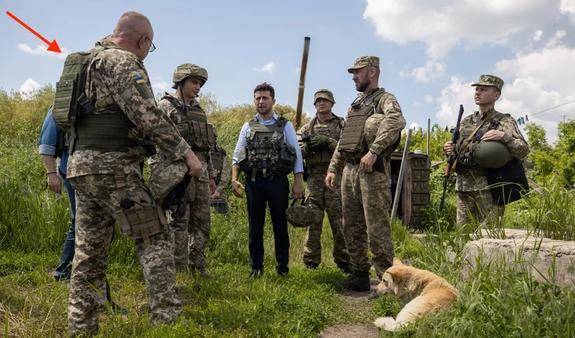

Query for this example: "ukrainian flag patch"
[133,72,147,85]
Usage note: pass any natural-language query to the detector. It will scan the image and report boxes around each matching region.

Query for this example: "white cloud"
[253,61,276,74]
[400,61,446,83]
[363,0,565,58]
[434,45,575,142]
[533,30,544,41]
[19,79,42,98]
[424,94,434,104]
[561,0,575,20]
[545,30,567,48]
[17,43,69,59]
[151,80,171,94]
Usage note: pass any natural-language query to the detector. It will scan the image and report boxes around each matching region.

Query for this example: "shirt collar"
[255,112,278,122]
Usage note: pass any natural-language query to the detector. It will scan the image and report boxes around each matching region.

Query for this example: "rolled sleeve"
[38,109,58,156]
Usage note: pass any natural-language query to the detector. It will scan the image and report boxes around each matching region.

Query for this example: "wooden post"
[294,37,311,131]
[392,129,412,220]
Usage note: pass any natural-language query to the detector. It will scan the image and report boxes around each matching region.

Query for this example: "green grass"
[2,89,575,337]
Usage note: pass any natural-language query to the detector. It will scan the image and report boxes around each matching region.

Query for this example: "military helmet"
[473,141,512,169]
[172,63,208,88]
[148,156,189,206]
[286,199,324,228]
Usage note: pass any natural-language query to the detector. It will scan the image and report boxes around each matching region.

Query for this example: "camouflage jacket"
[328,88,406,174]
[157,93,214,177]
[67,38,190,178]
[455,108,529,191]
[299,113,344,171]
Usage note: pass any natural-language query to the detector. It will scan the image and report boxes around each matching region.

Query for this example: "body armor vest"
[455,110,507,172]
[305,116,344,169]
[211,147,226,184]
[241,117,296,176]
[338,89,387,158]
[61,44,139,153]
[163,96,214,152]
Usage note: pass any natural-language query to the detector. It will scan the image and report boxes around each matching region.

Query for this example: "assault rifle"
[439,104,464,211]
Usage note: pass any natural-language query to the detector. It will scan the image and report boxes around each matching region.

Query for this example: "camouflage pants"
[68,174,181,335]
[303,172,349,266]
[456,190,505,227]
[170,165,211,272]
[341,163,394,276]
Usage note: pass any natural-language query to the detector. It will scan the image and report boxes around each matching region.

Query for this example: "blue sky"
[2,0,575,141]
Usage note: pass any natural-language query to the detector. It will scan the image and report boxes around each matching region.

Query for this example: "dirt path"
[319,280,380,338]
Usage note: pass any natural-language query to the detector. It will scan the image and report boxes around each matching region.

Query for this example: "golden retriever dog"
[372,258,458,331]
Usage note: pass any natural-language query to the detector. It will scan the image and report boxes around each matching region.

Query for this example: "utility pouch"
[116,205,167,245]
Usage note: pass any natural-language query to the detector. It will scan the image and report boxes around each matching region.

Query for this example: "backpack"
[52,51,97,130]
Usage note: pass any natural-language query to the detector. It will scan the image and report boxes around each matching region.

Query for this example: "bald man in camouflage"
[443,74,529,226]
[325,56,406,291]
[66,12,202,335]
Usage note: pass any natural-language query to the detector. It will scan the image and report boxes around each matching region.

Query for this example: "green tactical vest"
[305,116,344,169]
[71,44,141,153]
[211,146,226,184]
[242,116,296,176]
[162,95,214,152]
[338,88,387,158]
[455,110,508,172]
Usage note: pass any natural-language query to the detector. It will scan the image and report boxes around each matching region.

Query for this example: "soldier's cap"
[471,74,504,91]
[347,55,379,73]
[313,89,335,104]
[172,63,208,88]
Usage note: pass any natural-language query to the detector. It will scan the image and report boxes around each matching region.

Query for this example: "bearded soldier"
[64,12,202,335]
[325,56,406,291]
[299,89,350,273]
[443,74,529,226]
[156,63,217,275]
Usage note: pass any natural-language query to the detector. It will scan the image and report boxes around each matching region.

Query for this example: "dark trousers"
[245,174,290,270]
[54,172,76,279]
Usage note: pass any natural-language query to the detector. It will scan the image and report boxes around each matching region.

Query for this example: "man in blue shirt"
[38,107,75,281]
[231,82,304,277]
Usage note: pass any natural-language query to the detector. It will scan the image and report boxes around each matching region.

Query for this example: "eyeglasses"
[149,40,156,53]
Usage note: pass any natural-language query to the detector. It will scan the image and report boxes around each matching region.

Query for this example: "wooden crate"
[390,152,430,229]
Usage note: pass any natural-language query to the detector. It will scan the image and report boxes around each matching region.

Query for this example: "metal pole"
[294,37,311,131]
[391,129,412,221]
[426,117,431,169]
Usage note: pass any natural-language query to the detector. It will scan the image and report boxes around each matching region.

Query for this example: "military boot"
[344,270,371,292]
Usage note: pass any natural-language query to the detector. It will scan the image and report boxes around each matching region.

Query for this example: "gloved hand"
[309,135,331,150]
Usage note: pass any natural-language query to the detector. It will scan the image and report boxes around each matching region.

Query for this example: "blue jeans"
[54,172,76,280]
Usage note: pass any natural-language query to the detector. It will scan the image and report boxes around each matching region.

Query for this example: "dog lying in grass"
[371,258,458,331]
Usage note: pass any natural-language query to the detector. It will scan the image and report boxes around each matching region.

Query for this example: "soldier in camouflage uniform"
[443,74,529,226]
[299,89,350,273]
[156,63,217,274]
[66,12,202,335]
[325,56,406,291]
[210,125,231,214]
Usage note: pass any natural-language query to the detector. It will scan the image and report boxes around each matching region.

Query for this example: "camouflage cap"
[347,55,380,73]
[313,89,335,104]
[471,74,504,91]
[172,63,208,88]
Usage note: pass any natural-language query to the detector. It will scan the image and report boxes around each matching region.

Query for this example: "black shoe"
[344,270,371,292]
[53,270,71,282]
[276,265,289,276]
[250,268,263,278]
[336,262,352,274]
[305,262,319,270]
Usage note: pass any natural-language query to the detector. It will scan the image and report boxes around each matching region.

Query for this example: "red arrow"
[6,11,61,53]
